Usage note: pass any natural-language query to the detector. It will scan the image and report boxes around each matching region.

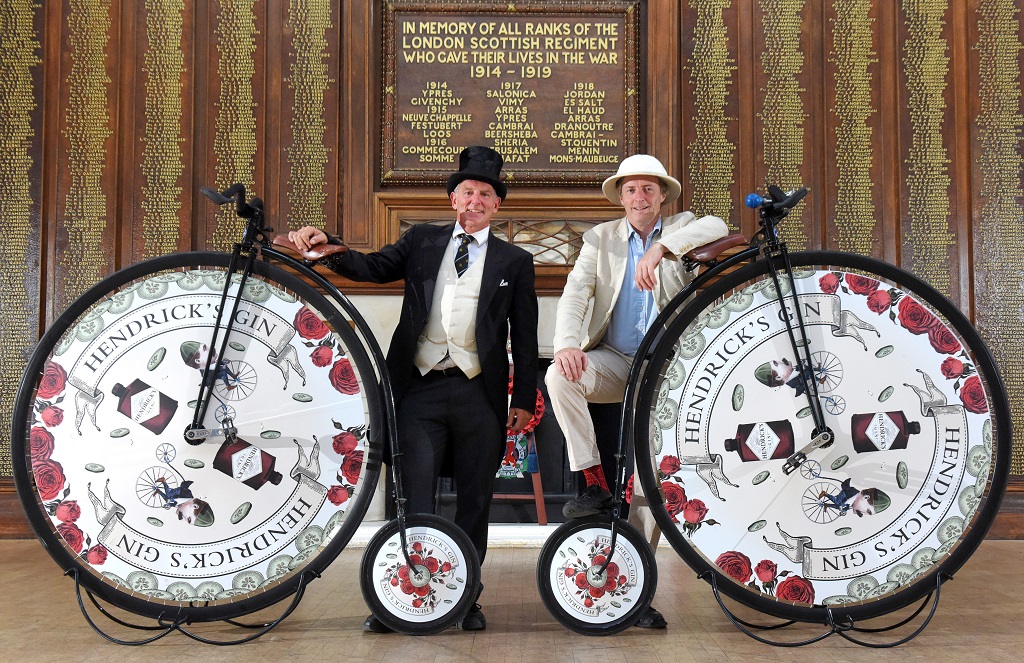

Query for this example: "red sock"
[582,464,609,492]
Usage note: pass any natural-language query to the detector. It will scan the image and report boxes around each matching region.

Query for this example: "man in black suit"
[289,146,538,632]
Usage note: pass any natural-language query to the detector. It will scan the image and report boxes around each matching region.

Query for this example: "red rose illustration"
[310,346,333,367]
[819,273,840,294]
[659,455,682,476]
[897,297,938,335]
[327,485,349,506]
[715,550,753,584]
[425,557,440,573]
[959,375,988,414]
[682,498,709,525]
[866,290,891,314]
[86,544,108,565]
[940,357,964,379]
[341,450,364,485]
[41,405,64,428]
[927,325,962,355]
[776,575,815,603]
[332,431,358,456]
[55,500,80,523]
[754,559,778,583]
[441,561,451,572]
[603,576,618,591]
[588,586,605,599]
[329,358,360,395]
[846,274,879,295]
[661,482,687,522]
[29,426,55,463]
[412,598,423,608]
[575,572,589,590]
[33,458,65,501]
[624,474,634,504]
[57,522,84,553]
[37,362,68,400]
[293,306,330,340]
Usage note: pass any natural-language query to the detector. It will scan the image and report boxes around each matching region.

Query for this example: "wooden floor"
[3,537,1022,661]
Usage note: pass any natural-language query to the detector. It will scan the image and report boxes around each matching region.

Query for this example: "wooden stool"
[493,432,548,525]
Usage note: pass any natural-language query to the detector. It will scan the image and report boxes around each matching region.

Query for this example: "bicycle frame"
[599,187,818,571]
[197,184,419,569]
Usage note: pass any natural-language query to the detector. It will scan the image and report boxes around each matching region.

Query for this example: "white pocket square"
[499,279,509,287]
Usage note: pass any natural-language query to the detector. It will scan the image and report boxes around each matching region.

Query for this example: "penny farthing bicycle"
[12,185,480,643]
[538,186,1009,645]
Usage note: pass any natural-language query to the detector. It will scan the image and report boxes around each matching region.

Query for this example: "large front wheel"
[634,251,1009,623]
[11,251,384,621]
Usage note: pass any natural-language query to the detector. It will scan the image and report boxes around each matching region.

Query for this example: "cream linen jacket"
[552,211,729,354]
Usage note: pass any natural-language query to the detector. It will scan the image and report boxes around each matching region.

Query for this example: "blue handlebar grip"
[745,193,765,209]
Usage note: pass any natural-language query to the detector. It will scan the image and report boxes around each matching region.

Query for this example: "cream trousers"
[546,345,661,547]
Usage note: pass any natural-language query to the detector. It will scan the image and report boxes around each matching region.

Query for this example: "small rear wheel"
[536,516,657,635]
[360,514,481,635]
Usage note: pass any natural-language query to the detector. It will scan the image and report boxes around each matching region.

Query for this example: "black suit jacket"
[324,223,538,421]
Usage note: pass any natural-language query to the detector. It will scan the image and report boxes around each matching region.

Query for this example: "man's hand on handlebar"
[288,227,329,252]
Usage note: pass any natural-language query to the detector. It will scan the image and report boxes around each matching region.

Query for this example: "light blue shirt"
[604,220,662,357]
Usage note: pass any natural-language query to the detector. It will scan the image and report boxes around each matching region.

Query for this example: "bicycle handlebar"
[200,183,263,219]
[745,185,809,213]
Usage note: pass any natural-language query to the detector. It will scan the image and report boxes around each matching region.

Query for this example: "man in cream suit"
[546,154,728,628]
[289,146,538,633]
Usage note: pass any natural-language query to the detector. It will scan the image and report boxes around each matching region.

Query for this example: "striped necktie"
[455,234,472,277]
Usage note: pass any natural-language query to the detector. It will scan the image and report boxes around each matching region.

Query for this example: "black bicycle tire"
[12,251,384,621]
[359,514,481,635]
[633,250,1010,623]
[536,516,657,635]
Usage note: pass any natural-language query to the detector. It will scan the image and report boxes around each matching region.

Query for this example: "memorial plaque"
[382,1,641,186]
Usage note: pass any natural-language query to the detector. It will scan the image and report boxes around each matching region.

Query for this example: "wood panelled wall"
[2,0,1023,536]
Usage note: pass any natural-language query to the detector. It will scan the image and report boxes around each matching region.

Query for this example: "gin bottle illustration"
[851,411,921,452]
[723,420,795,461]
[213,438,284,489]
[110,379,178,434]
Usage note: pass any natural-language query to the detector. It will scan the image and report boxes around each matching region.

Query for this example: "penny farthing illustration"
[808,350,842,392]
[213,360,257,401]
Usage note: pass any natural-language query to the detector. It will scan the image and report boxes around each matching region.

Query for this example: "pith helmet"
[601,154,681,205]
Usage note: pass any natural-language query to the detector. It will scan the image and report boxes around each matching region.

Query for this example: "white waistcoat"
[413,247,486,377]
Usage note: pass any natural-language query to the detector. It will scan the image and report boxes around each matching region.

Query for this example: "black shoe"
[458,603,486,631]
[562,485,613,519]
[634,606,667,629]
[363,614,393,633]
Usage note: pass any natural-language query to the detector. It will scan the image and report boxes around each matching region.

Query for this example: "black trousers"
[396,370,503,564]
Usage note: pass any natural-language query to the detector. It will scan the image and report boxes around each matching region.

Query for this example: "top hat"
[601,154,682,205]
[447,146,508,200]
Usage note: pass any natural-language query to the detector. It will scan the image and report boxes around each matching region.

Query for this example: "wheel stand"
[67,567,320,645]
[702,570,951,647]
